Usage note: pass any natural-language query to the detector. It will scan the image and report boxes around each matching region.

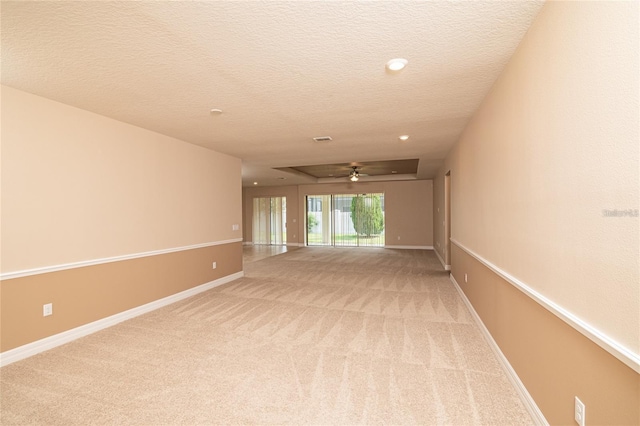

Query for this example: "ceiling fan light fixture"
[349,166,360,182]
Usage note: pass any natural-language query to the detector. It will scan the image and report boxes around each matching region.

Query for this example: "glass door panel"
[306,195,331,246]
[332,194,357,247]
[306,193,385,247]
[350,193,385,247]
[253,196,286,245]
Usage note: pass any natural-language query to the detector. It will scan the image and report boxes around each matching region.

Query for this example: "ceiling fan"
[344,166,369,182]
[349,166,360,182]
[332,164,369,181]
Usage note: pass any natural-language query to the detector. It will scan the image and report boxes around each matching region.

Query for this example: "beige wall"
[1,242,242,352]
[1,85,242,273]
[452,245,638,425]
[243,180,432,247]
[1,86,243,351]
[433,1,639,423]
[379,180,432,247]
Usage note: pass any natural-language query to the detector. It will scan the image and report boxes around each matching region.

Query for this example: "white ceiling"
[1,1,544,187]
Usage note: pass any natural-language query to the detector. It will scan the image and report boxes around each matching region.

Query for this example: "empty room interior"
[1,1,638,425]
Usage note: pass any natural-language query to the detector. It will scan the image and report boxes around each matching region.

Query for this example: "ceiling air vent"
[312,136,332,142]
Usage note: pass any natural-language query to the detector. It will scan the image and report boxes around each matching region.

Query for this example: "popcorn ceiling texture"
[0,1,543,185]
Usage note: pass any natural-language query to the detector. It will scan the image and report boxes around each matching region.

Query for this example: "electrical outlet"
[397,236,401,240]
[232,224,239,231]
[464,273,468,283]
[212,262,217,269]
[575,397,585,426]
[43,303,53,317]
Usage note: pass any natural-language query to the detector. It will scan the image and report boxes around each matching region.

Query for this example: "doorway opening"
[306,193,385,247]
[252,197,286,245]
[444,171,451,267]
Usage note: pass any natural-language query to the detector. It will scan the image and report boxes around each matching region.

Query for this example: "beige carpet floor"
[0,247,533,425]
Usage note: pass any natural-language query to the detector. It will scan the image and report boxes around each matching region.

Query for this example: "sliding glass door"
[306,193,384,247]
[253,197,286,245]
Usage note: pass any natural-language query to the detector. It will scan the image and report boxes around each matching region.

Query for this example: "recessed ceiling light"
[391,171,398,174]
[386,58,408,72]
[210,109,223,115]
[253,182,258,185]
[399,135,409,141]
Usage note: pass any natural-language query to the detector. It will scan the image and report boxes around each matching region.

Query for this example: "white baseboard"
[0,271,244,367]
[384,245,434,250]
[244,242,301,247]
[450,274,548,426]
[434,248,451,271]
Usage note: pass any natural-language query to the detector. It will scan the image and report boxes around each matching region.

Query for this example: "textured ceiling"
[1,1,544,187]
